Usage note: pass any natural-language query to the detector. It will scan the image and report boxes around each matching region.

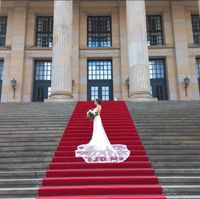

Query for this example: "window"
[88,60,112,80]
[149,59,165,79]
[0,17,7,47]
[0,60,4,101]
[0,60,3,80]
[34,60,52,81]
[196,58,200,94]
[146,15,163,45]
[149,59,168,100]
[87,16,112,47]
[101,86,110,101]
[192,15,200,45]
[91,86,99,101]
[36,16,53,47]
[197,58,200,78]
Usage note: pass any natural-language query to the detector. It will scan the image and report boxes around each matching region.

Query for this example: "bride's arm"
[97,105,101,115]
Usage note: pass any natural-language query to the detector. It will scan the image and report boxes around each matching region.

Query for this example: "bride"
[75,99,130,163]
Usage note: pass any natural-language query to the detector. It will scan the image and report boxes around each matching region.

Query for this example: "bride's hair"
[96,98,102,105]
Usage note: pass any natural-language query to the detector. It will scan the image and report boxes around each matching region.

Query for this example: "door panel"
[0,80,2,101]
[150,79,168,100]
[33,80,51,102]
[88,81,113,101]
[149,59,168,100]
[32,60,52,102]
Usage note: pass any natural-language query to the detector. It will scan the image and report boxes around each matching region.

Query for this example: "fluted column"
[49,1,73,101]
[199,1,200,16]
[126,0,152,100]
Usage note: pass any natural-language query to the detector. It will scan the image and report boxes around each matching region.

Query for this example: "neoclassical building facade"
[0,0,200,102]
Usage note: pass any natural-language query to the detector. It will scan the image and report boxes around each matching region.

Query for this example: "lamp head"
[11,78,17,89]
[184,76,190,87]
[126,78,129,86]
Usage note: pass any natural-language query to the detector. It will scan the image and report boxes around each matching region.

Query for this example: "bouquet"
[86,109,98,120]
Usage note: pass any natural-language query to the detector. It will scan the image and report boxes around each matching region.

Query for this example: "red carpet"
[37,101,166,199]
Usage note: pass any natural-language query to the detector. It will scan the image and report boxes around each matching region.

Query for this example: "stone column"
[171,1,192,99]
[126,0,152,100]
[198,1,200,16]
[8,1,27,102]
[49,1,73,101]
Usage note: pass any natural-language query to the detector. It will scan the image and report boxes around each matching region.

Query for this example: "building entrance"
[32,61,51,102]
[149,59,168,100]
[87,60,113,101]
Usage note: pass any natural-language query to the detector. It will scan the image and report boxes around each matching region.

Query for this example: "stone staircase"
[0,102,75,198]
[1,101,200,199]
[126,101,200,199]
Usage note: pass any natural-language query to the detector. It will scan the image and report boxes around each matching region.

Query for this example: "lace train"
[75,144,130,163]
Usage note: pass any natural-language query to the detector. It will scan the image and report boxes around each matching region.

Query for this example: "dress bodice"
[94,105,101,115]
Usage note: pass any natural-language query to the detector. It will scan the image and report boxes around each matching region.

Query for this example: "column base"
[45,91,74,102]
[128,91,157,101]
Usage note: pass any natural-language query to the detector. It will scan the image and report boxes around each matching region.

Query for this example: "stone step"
[147,150,200,155]
[0,179,42,188]
[159,177,200,185]
[151,162,200,169]
[167,196,200,199]
[0,163,49,171]
[0,157,53,162]
[0,157,52,164]
[163,185,200,194]
[139,132,200,135]
[0,171,45,179]
[1,177,200,189]
[0,187,38,197]
[0,142,63,147]
[0,130,65,134]
[0,137,61,142]
[144,145,200,149]
[158,169,200,177]
[149,155,200,160]
[0,134,63,138]
[0,146,57,152]
[137,129,200,132]
[139,136,200,140]
[0,151,54,157]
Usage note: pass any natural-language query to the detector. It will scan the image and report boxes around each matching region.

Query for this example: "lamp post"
[126,78,130,96]
[72,79,75,88]
[11,78,17,99]
[183,76,190,97]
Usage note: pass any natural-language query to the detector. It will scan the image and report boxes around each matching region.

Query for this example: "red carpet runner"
[37,101,166,199]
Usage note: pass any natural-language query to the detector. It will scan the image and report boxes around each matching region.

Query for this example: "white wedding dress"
[75,105,130,163]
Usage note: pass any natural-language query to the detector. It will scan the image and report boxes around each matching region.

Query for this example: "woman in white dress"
[75,99,130,163]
